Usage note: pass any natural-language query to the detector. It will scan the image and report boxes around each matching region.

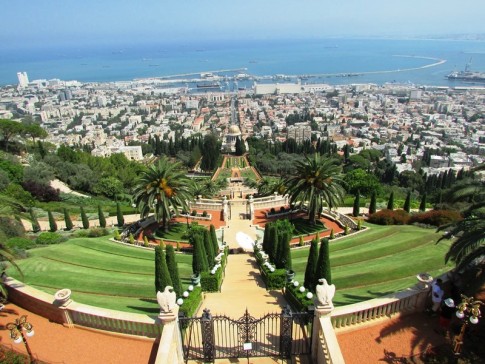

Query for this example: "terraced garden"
[291,223,453,305]
[6,238,193,314]
[6,223,452,314]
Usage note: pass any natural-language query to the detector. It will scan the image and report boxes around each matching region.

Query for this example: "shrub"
[114,230,121,240]
[179,286,202,317]
[64,208,73,231]
[408,209,462,227]
[80,206,90,229]
[0,217,26,238]
[191,210,197,216]
[201,269,223,292]
[48,210,57,232]
[270,207,276,214]
[22,180,60,202]
[36,232,67,245]
[6,237,36,250]
[285,283,313,312]
[202,211,208,217]
[87,227,109,237]
[143,236,149,247]
[368,209,410,225]
[329,229,335,239]
[98,205,106,228]
[129,233,135,244]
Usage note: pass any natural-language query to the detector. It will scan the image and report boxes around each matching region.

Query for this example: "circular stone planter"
[286,270,296,283]
[416,273,433,290]
[54,288,72,305]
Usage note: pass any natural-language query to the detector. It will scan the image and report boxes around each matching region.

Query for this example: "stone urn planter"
[286,270,296,283]
[191,274,201,285]
[416,273,433,290]
[54,288,72,305]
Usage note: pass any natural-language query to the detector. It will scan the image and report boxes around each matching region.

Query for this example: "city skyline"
[3,0,485,50]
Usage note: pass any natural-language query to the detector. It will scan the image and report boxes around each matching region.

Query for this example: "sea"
[1,38,485,88]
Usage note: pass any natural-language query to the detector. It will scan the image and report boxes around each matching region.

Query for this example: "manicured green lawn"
[7,237,193,314]
[291,223,453,306]
[291,218,327,235]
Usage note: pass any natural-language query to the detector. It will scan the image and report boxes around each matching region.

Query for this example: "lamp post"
[451,294,483,356]
[6,315,35,363]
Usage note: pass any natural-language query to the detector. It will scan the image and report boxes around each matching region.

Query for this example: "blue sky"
[3,0,485,49]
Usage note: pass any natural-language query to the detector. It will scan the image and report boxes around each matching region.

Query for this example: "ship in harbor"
[447,59,485,82]
[196,82,221,89]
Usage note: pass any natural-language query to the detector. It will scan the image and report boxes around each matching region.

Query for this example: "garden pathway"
[197,194,287,317]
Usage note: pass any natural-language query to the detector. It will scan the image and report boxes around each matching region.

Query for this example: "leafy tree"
[155,246,172,293]
[132,157,192,232]
[419,193,427,212]
[314,238,332,289]
[116,203,124,227]
[403,191,411,213]
[344,169,381,196]
[48,210,57,232]
[165,245,182,297]
[304,239,318,290]
[93,176,124,199]
[80,206,89,229]
[353,191,360,217]
[284,154,346,225]
[369,190,377,215]
[63,208,73,230]
[398,171,424,192]
[23,123,47,144]
[98,205,106,228]
[387,192,394,211]
[0,119,24,152]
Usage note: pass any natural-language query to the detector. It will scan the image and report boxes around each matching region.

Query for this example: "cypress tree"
[48,210,57,232]
[192,234,206,275]
[98,205,106,228]
[80,206,89,229]
[304,239,318,290]
[203,229,215,268]
[276,231,291,270]
[269,225,279,265]
[369,190,377,215]
[262,222,271,253]
[210,224,219,254]
[30,208,40,233]
[419,193,427,212]
[116,203,124,227]
[165,245,182,297]
[155,246,172,293]
[63,208,73,230]
[314,238,332,289]
[353,190,360,217]
[387,192,394,211]
[403,191,411,213]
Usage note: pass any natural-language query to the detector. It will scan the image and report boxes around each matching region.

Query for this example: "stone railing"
[4,277,162,338]
[331,285,430,330]
[321,210,358,230]
[313,314,346,364]
[188,201,222,211]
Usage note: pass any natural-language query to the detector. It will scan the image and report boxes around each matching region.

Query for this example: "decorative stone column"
[222,196,228,221]
[248,195,254,220]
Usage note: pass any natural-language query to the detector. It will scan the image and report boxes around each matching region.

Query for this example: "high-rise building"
[17,72,29,88]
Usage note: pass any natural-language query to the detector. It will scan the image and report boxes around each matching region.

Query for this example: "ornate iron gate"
[179,307,312,362]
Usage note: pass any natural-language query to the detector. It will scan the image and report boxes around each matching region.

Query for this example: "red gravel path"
[337,313,448,363]
[0,303,157,364]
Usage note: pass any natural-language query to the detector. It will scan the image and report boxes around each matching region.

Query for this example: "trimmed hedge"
[180,286,202,317]
[285,283,313,312]
[200,246,228,292]
[368,209,410,225]
[254,245,287,289]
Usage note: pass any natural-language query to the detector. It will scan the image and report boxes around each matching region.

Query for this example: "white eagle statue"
[315,278,336,308]
[157,286,177,313]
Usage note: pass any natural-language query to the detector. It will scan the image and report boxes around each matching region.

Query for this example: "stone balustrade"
[331,285,429,330]
[313,316,346,364]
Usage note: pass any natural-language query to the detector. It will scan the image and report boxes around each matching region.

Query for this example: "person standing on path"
[431,278,444,315]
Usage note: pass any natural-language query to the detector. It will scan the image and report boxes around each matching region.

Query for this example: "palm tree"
[283,154,346,225]
[438,165,485,275]
[132,157,192,232]
[189,178,220,199]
